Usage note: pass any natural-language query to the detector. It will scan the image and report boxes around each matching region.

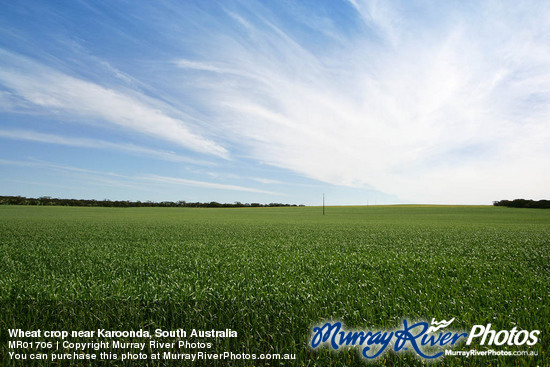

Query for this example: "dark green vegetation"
[1,205,549,366]
[493,199,550,209]
[0,195,302,208]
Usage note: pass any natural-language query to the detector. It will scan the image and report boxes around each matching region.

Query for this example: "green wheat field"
[1,205,548,366]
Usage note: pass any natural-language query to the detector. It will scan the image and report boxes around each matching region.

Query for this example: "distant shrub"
[493,199,550,209]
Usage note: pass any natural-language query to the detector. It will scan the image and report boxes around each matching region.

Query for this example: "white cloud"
[0,50,228,159]
[0,159,281,195]
[177,1,550,203]
[142,174,280,195]
[0,129,214,165]
[250,177,284,185]
[176,60,234,74]
[0,158,125,177]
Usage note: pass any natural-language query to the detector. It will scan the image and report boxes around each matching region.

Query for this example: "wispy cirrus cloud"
[172,0,550,203]
[0,49,228,159]
[0,129,214,165]
[142,174,280,195]
[0,158,281,195]
[0,158,124,177]
[0,158,139,190]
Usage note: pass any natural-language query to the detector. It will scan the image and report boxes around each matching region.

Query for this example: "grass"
[0,205,548,366]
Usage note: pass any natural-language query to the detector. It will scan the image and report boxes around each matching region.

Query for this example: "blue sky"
[1,0,548,205]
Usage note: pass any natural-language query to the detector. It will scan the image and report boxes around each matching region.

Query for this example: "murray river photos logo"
[310,318,540,361]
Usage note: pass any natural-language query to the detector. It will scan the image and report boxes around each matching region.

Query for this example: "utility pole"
[323,193,325,216]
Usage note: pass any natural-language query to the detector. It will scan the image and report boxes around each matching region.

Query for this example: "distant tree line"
[0,196,304,208]
[493,199,550,209]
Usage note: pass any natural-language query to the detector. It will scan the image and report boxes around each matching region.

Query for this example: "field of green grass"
[1,205,548,366]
